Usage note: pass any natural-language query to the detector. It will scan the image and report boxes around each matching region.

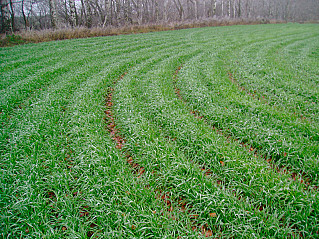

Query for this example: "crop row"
[1,23,318,238]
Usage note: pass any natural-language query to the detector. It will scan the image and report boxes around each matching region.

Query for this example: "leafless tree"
[68,0,76,27]
[49,0,57,28]
[1,0,319,33]
[0,0,13,32]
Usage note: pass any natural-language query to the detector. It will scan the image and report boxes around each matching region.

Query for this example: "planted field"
[1,23,319,238]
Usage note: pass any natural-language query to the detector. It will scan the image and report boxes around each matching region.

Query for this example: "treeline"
[1,0,319,33]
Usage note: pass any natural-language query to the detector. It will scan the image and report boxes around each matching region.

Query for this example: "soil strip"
[174,66,316,191]
[105,71,215,237]
[228,71,310,122]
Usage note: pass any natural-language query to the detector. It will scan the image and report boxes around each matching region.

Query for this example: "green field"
[1,23,319,238]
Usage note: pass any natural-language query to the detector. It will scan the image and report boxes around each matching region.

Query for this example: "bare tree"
[21,0,30,30]
[49,0,57,28]
[68,0,76,27]
[173,0,184,20]
[2,0,319,33]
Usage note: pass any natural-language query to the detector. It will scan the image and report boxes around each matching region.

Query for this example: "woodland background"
[1,0,319,33]
[0,0,318,46]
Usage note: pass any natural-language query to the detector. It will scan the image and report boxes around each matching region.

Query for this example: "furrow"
[110,46,235,237]
[165,63,318,236]
[2,23,319,238]
[1,35,196,238]
[0,38,173,114]
[108,69,214,237]
[229,32,319,122]
[173,64,313,217]
[105,72,145,178]
[227,71,311,123]
[175,51,319,185]
[177,65,316,190]
[0,35,184,127]
[114,50,314,237]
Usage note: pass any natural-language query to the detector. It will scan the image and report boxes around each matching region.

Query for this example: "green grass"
[1,23,319,238]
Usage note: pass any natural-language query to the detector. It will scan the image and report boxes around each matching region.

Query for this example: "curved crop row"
[1,23,318,238]
[113,52,318,237]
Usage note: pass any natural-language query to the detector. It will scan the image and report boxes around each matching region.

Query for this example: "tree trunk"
[173,0,184,21]
[186,0,190,18]
[268,0,272,19]
[194,0,198,20]
[21,0,30,30]
[92,0,106,25]
[212,0,216,17]
[110,0,114,25]
[284,0,290,21]
[153,0,159,22]
[103,0,111,26]
[80,0,87,26]
[221,0,224,17]
[134,0,142,24]
[0,0,10,33]
[245,0,250,18]
[69,0,77,27]
[86,0,93,28]
[114,0,120,25]
[8,0,14,31]
[49,0,58,29]
[163,0,168,22]
[124,0,132,24]
[64,0,69,25]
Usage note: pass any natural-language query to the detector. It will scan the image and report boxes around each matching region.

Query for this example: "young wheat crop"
[1,23,318,238]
